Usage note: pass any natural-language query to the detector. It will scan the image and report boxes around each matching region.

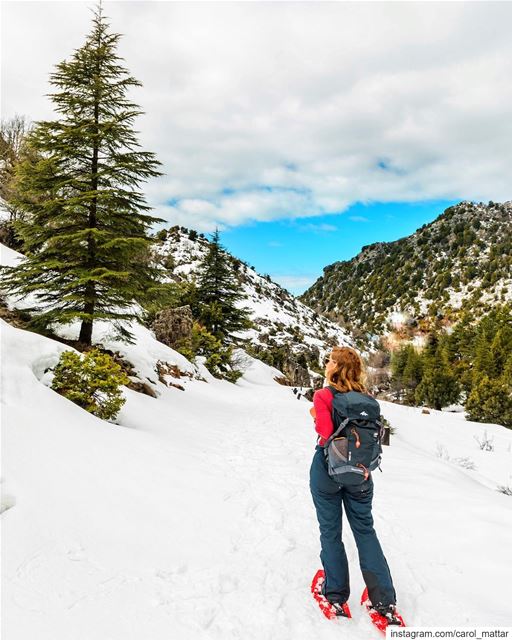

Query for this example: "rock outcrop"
[152,305,193,349]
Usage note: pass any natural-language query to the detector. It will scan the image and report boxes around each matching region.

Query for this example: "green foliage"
[0,6,162,345]
[51,348,129,420]
[389,305,512,426]
[196,228,253,341]
[176,322,242,383]
[414,349,460,411]
[245,342,290,372]
[465,376,512,428]
[391,344,423,403]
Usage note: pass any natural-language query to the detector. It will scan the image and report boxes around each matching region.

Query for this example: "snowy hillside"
[153,226,353,355]
[2,318,512,639]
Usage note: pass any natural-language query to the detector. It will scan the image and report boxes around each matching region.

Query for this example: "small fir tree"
[51,348,129,420]
[0,5,162,344]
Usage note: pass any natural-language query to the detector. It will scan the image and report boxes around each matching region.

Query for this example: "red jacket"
[311,387,335,446]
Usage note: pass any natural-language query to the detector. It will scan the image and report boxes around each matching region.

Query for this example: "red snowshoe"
[311,570,351,620]
[361,587,406,633]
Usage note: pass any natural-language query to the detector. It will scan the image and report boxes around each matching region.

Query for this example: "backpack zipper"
[351,428,361,448]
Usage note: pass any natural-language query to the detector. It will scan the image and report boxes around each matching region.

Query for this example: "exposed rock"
[280,345,320,387]
[156,360,195,389]
[105,350,159,397]
[367,367,391,395]
[281,359,311,387]
[311,373,325,390]
[0,299,29,329]
[303,388,314,402]
[152,305,193,349]
[127,378,158,398]
[156,360,193,381]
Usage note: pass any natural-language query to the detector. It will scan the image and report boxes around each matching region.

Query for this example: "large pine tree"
[196,228,253,341]
[0,5,162,344]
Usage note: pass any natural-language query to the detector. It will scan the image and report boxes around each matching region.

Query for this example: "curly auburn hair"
[326,346,367,393]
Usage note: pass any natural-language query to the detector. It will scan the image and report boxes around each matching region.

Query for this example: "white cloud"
[3,1,512,231]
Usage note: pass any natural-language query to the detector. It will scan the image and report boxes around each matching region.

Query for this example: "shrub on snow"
[51,349,129,421]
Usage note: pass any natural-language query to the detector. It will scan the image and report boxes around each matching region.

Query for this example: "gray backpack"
[323,387,384,485]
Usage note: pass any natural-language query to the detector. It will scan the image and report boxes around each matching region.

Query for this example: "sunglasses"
[323,356,332,365]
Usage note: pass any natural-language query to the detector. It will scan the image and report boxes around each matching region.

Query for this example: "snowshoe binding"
[361,587,405,632]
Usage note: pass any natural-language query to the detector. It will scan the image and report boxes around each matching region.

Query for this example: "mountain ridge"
[152,225,354,385]
[299,200,512,337]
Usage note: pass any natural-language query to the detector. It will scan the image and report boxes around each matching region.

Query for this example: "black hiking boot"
[330,601,351,617]
[373,603,402,625]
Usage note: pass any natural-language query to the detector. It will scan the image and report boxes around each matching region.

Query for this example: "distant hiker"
[309,346,401,625]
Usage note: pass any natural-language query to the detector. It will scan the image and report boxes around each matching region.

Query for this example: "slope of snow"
[2,319,512,640]
[0,243,211,388]
[155,229,353,355]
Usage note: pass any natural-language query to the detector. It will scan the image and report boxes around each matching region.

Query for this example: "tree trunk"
[78,305,94,345]
[79,52,100,346]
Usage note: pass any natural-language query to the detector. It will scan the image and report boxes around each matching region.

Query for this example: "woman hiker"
[309,346,401,625]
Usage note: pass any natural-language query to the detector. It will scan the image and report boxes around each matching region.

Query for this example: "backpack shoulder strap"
[323,416,350,449]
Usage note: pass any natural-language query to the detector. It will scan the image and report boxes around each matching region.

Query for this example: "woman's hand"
[309,406,316,421]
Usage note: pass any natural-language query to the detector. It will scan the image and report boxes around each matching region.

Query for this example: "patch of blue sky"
[221,199,459,295]
[220,184,311,196]
[375,158,408,176]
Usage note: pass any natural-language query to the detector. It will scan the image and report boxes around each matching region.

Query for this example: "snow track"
[2,321,512,639]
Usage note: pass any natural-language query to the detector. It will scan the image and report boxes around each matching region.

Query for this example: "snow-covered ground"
[2,316,512,640]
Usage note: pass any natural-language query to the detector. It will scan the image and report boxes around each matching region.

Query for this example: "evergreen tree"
[0,5,162,344]
[443,312,475,398]
[390,344,423,403]
[490,326,512,375]
[465,375,512,429]
[414,337,460,410]
[472,329,495,381]
[52,348,129,420]
[503,352,512,387]
[196,228,253,341]
[401,346,424,403]
[390,345,411,381]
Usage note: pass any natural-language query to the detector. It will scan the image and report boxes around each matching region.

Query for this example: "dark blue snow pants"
[309,445,396,606]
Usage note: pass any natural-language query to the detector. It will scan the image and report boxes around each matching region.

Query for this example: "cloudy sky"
[2,1,511,293]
